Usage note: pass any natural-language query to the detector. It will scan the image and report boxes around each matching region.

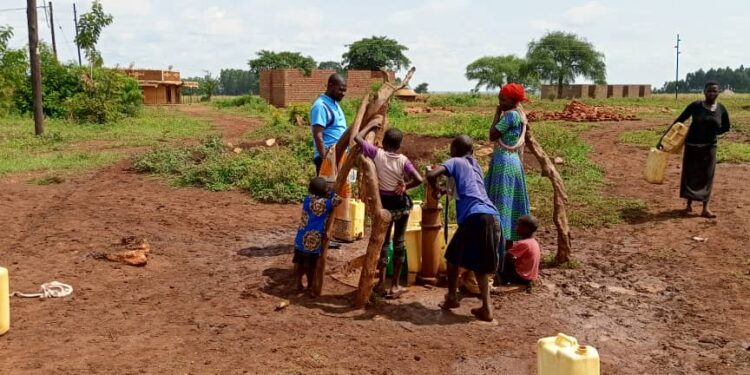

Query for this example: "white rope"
[11,281,73,299]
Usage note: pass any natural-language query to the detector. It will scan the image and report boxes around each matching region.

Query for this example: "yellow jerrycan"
[660,122,689,154]
[538,333,600,375]
[644,147,669,184]
[1,266,9,335]
[349,199,365,240]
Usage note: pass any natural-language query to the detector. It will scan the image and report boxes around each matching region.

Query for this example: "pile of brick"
[528,100,640,122]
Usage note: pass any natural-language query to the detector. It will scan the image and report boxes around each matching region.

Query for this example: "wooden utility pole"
[73,3,82,66]
[674,34,681,100]
[48,2,57,59]
[27,0,45,136]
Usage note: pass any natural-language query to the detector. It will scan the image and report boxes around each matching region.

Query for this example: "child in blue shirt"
[426,135,502,322]
[294,177,341,292]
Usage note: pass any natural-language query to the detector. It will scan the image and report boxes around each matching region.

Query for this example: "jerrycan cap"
[576,345,588,355]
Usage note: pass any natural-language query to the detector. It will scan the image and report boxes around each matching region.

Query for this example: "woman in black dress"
[671,81,730,218]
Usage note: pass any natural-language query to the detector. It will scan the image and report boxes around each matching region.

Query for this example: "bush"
[427,93,480,107]
[64,67,143,124]
[213,95,270,114]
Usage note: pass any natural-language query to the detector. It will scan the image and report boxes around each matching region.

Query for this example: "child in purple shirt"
[427,135,501,322]
[355,128,423,298]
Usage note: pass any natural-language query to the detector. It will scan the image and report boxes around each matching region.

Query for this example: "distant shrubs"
[427,93,480,107]
[213,95,270,113]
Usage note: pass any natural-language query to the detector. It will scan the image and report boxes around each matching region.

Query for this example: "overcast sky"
[1,0,748,91]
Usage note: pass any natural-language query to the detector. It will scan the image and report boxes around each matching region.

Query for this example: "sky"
[1,0,748,91]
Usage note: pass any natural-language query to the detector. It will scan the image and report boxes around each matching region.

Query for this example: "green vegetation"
[248,50,317,75]
[342,36,410,71]
[0,109,211,175]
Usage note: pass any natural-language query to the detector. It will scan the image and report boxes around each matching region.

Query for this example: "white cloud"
[564,1,610,26]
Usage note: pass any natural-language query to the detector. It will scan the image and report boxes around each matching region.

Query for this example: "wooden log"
[354,157,392,308]
[524,123,573,264]
[311,118,383,296]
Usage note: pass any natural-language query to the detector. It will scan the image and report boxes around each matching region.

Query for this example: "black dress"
[674,101,731,202]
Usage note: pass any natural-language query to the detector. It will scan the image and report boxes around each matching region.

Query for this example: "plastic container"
[349,199,365,240]
[660,122,688,154]
[538,333,600,375]
[1,266,9,336]
[385,242,408,277]
[405,227,422,274]
[407,201,422,229]
[438,224,458,272]
[644,147,669,184]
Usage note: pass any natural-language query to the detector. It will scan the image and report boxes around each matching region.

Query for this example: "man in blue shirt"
[310,74,348,175]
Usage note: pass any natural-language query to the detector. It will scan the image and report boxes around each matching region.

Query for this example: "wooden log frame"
[311,68,417,297]
[523,123,573,264]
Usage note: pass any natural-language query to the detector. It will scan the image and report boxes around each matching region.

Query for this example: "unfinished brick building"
[120,69,198,105]
[541,84,652,99]
[259,69,396,107]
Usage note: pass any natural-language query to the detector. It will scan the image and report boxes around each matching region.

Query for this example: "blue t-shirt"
[310,94,347,158]
[295,194,337,254]
[442,156,498,224]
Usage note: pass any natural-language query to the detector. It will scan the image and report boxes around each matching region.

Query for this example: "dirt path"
[177,105,263,141]
[1,110,748,374]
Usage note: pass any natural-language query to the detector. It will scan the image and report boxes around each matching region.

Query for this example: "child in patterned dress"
[294,177,341,292]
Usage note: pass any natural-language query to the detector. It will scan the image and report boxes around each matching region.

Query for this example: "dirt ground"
[1,106,748,374]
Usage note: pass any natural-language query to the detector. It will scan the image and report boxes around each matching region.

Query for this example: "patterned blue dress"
[484,110,531,241]
[294,194,336,258]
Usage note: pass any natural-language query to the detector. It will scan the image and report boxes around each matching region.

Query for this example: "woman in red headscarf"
[485,83,531,276]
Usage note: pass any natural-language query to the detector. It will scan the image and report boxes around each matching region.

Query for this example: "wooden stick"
[355,156,391,308]
[311,118,383,296]
[523,123,572,264]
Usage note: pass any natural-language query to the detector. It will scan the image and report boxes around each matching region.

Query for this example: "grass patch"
[541,253,581,269]
[0,108,212,175]
[29,175,66,185]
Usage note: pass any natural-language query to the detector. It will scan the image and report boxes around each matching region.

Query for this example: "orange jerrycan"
[538,333,600,375]
[660,122,689,154]
[1,266,9,335]
[644,147,669,184]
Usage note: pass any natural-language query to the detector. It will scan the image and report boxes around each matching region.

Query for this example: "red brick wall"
[259,69,396,107]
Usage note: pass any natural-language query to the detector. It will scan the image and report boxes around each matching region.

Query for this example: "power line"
[0,6,45,13]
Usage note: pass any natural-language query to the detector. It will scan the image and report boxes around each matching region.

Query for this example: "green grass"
[0,108,212,175]
[618,127,750,164]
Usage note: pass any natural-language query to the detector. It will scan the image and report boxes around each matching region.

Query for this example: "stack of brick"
[259,69,395,107]
[541,84,651,99]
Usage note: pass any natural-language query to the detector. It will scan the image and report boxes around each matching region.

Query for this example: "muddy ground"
[1,106,748,374]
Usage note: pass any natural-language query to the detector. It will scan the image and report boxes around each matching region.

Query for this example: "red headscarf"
[501,83,528,104]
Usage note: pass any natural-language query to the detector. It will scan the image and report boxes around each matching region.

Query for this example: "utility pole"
[27,0,45,136]
[73,3,82,66]
[48,2,57,59]
[674,34,681,100]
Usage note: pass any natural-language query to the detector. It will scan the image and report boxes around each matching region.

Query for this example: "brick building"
[541,84,652,99]
[259,69,395,107]
[119,69,199,105]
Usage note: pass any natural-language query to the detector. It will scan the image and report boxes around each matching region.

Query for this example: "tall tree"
[317,60,344,74]
[465,55,531,91]
[342,36,410,71]
[525,31,606,98]
[199,71,219,101]
[218,68,257,95]
[248,50,316,75]
[74,0,113,67]
[414,82,429,94]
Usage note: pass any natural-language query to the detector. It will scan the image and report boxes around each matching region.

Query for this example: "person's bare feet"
[470,307,493,322]
[701,209,717,218]
[439,294,460,310]
[386,285,407,299]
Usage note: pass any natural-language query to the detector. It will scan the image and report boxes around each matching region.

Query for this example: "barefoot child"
[426,135,502,322]
[294,177,341,292]
[498,215,540,286]
[354,128,423,298]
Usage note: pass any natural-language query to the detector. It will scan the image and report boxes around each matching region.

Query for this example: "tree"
[0,26,28,115]
[199,71,219,101]
[248,50,316,75]
[525,31,606,98]
[465,55,531,91]
[414,82,429,94]
[342,36,410,71]
[218,69,257,95]
[74,1,113,67]
[317,61,344,74]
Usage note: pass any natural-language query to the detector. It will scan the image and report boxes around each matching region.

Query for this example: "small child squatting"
[497,215,541,287]
[427,135,502,322]
[293,177,342,293]
[355,128,423,298]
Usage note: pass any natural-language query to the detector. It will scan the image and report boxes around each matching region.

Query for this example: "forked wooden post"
[524,123,572,264]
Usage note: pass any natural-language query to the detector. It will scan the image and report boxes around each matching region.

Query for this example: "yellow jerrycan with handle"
[538,333,600,375]
[660,122,689,154]
[644,147,669,184]
[1,266,9,335]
